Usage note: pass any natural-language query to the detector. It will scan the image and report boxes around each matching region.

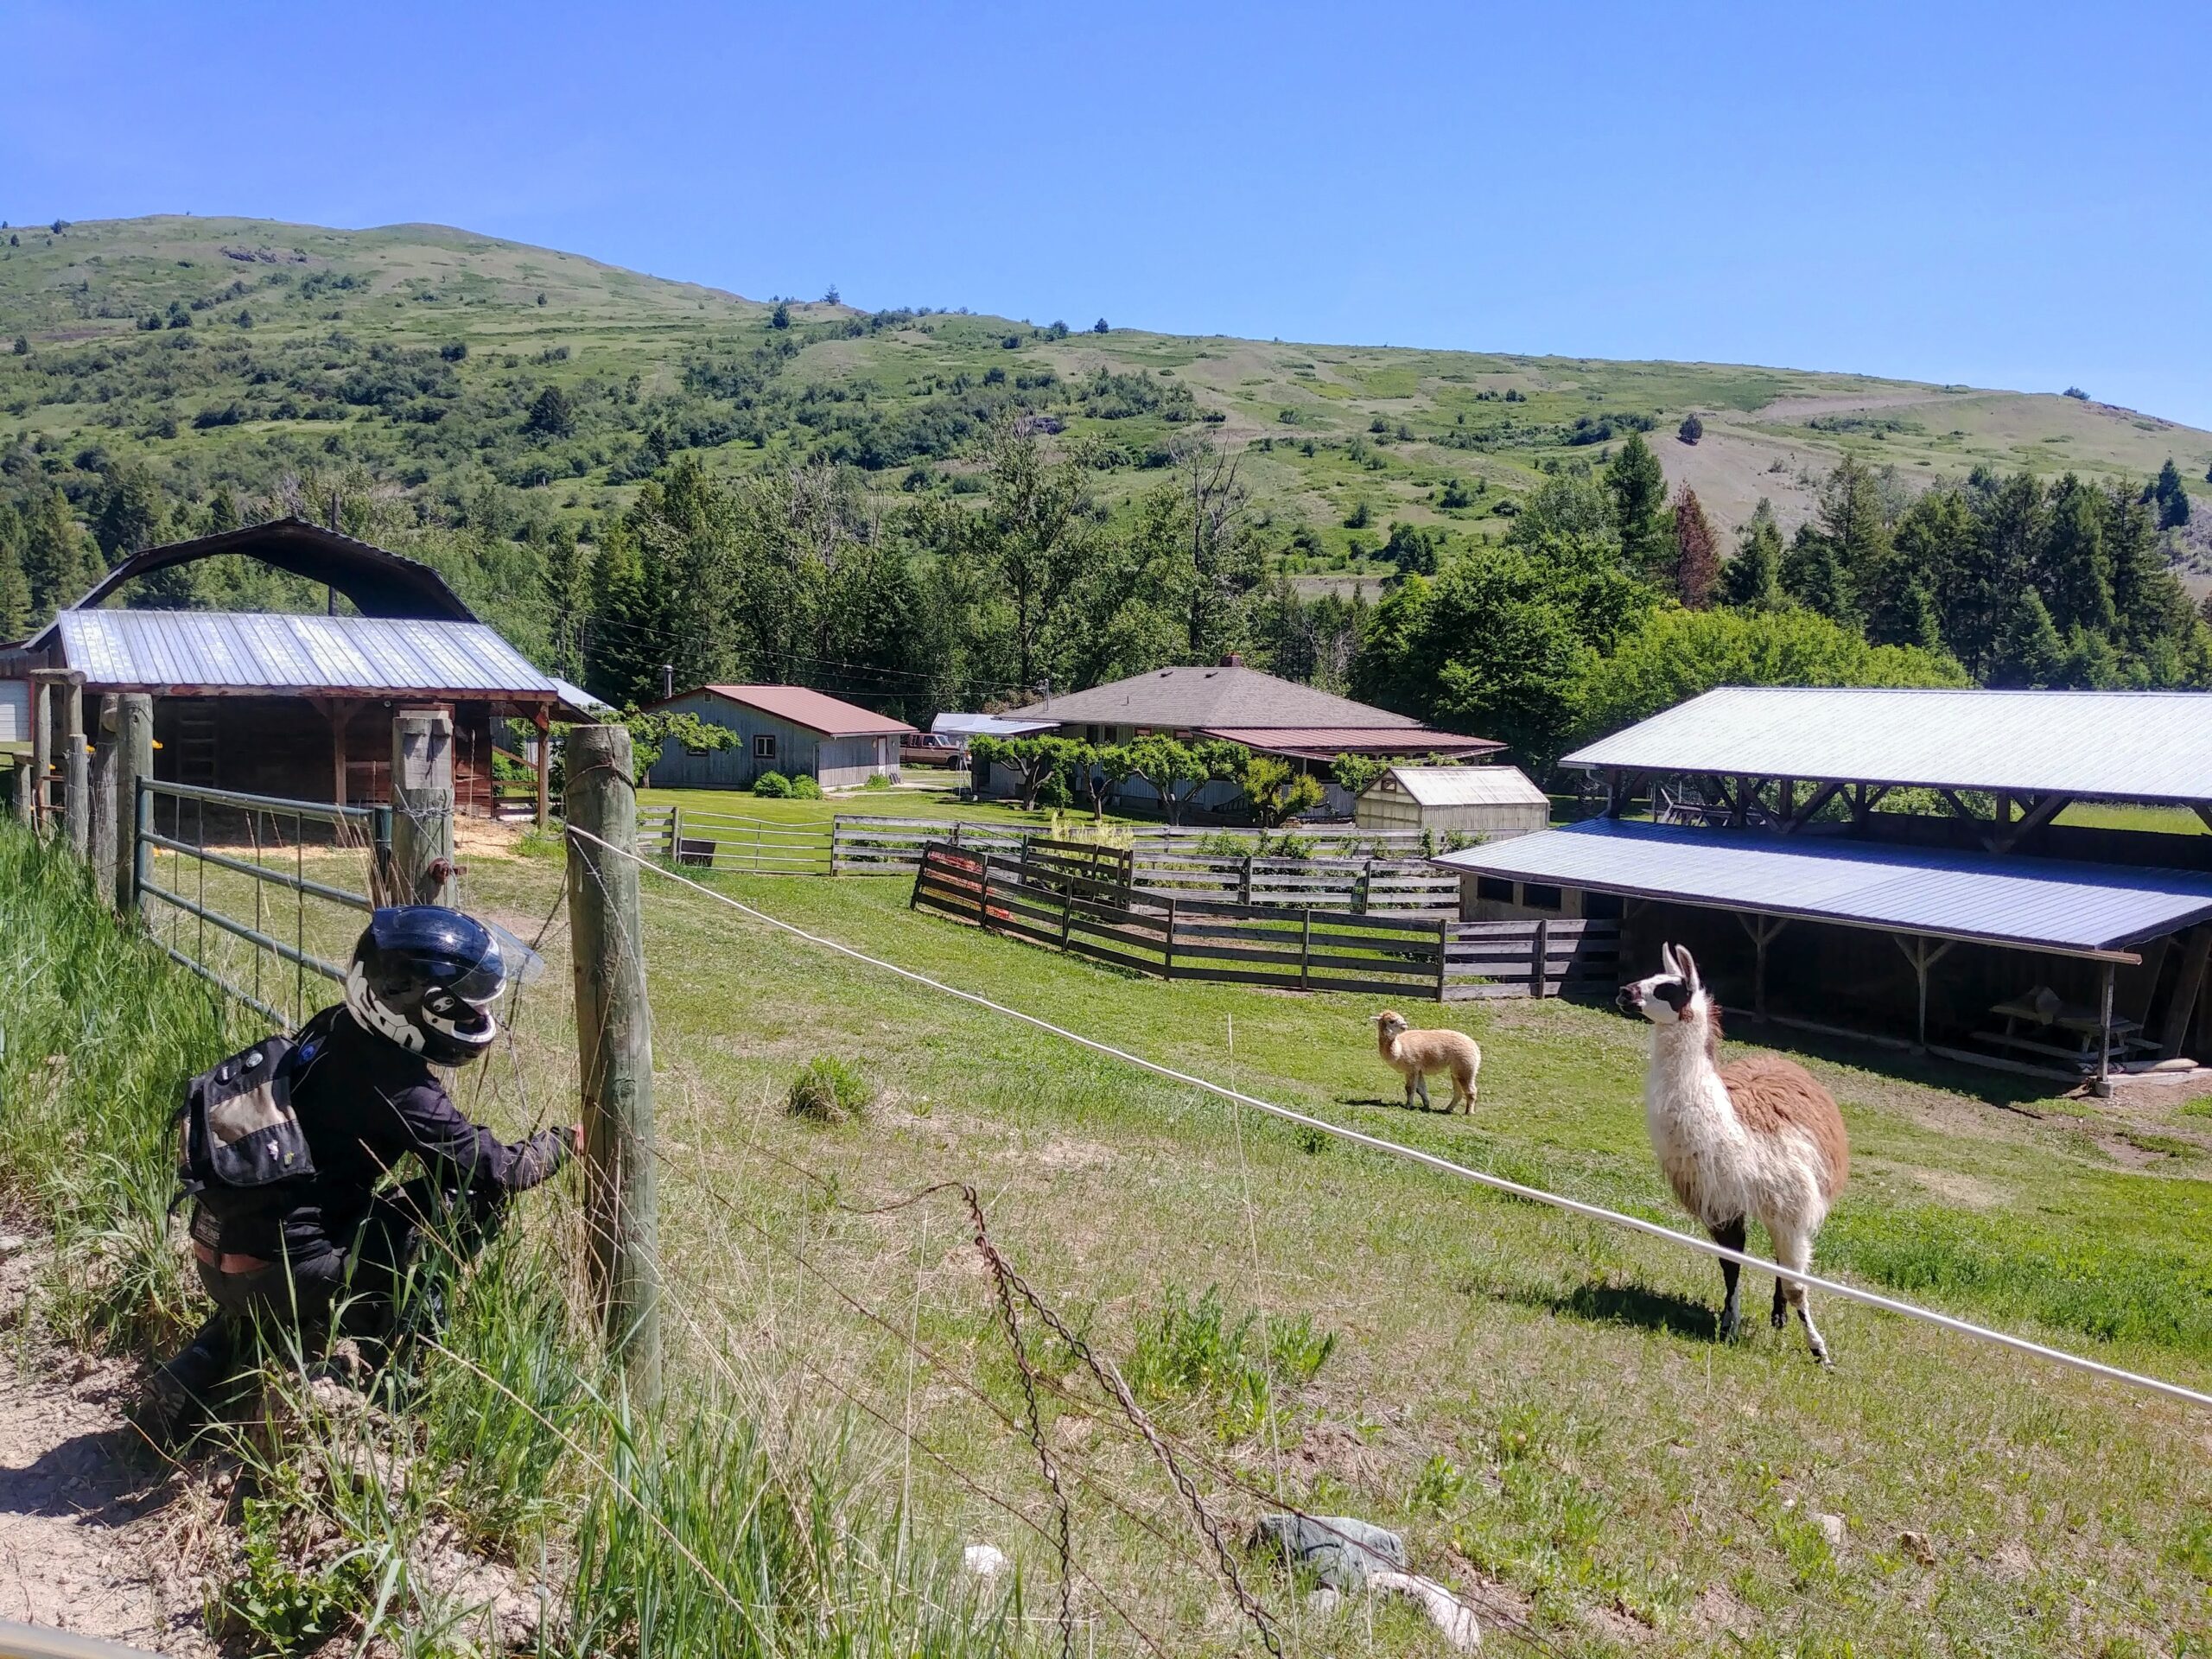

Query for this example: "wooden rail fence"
[911,842,1618,1001]
[639,805,833,874]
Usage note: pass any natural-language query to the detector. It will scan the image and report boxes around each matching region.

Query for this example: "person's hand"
[567,1123,587,1155]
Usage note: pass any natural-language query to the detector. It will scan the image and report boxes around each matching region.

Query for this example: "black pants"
[196,1177,497,1362]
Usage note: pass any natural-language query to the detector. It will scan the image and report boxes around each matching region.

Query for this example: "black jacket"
[227,1005,568,1263]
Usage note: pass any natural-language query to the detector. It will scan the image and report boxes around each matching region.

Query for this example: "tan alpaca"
[1369,1010,1482,1113]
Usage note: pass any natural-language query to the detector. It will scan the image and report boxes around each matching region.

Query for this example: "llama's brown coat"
[1718,1053,1850,1199]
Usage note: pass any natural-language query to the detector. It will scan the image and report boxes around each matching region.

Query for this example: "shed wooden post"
[87,696,119,909]
[60,675,89,857]
[391,709,455,906]
[28,677,51,835]
[533,705,551,828]
[117,695,153,919]
[563,722,661,1401]
[2093,962,2116,1098]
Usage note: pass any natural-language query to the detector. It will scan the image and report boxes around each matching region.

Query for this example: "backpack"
[175,1034,319,1227]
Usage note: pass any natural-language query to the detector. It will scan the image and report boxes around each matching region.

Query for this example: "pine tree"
[0,507,28,640]
[2105,481,2190,654]
[94,461,168,562]
[1812,454,1891,617]
[1991,588,2065,689]
[1780,523,1847,618]
[2058,625,2120,690]
[1670,485,1719,608]
[2035,474,2114,636]
[1722,500,1784,609]
[2155,457,2191,530]
[20,487,94,619]
[1605,431,1670,577]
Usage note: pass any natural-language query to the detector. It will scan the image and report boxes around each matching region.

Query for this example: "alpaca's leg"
[1403,1071,1417,1109]
[1770,1225,1830,1364]
[1709,1217,1746,1341]
[1414,1071,1433,1111]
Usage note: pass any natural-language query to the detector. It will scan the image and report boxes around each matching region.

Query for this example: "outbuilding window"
[1520,883,1563,912]
[753,734,777,760]
[1476,876,1514,903]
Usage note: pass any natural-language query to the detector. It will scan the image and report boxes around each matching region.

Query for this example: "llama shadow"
[1548,1279,1720,1341]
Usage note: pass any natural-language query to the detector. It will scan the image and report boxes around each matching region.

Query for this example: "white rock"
[1306,1586,1343,1615]
[1815,1511,1847,1548]
[1367,1570,1480,1651]
[961,1543,1010,1579]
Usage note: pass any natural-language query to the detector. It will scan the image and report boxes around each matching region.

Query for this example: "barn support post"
[563,723,662,1402]
[28,676,52,835]
[2094,962,2116,1097]
[1890,934,1955,1051]
[1736,912,1787,1020]
[60,674,89,858]
[2159,926,2212,1058]
[391,709,455,906]
[533,704,551,829]
[87,696,119,910]
[117,695,154,920]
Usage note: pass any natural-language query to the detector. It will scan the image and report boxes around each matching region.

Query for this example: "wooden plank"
[1064,936,1169,976]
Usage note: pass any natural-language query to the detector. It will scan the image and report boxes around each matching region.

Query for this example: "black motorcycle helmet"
[343,906,516,1066]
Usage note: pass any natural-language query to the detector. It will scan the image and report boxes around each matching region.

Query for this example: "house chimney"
[1221,652,1243,668]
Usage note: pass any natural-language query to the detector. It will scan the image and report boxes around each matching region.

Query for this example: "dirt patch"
[0,1352,218,1653]
[1032,1136,1116,1171]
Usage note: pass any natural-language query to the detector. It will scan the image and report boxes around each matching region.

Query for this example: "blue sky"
[5,2,2209,425]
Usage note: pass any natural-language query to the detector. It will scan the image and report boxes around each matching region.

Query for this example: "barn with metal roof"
[1437,686,2212,1089]
[8,520,583,819]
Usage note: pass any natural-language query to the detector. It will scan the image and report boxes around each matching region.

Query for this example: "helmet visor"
[453,919,546,1007]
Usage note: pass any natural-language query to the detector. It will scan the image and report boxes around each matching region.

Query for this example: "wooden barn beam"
[534,704,552,829]
[1988,793,2070,855]
[1936,787,1983,825]
[1777,779,1846,835]
[2159,926,2212,1059]
[1890,933,1955,1051]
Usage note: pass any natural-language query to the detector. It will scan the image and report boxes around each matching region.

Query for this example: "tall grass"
[0,822,1021,1656]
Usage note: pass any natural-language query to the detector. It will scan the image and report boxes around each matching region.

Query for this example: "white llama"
[1618,944,1850,1363]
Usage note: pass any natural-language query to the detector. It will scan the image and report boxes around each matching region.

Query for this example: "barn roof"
[1562,685,2212,804]
[1432,818,2212,959]
[53,609,569,703]
[1383,765,1549,808]
[658,684,917,738]
[1007,664,1426,730]
[33,519,478,636]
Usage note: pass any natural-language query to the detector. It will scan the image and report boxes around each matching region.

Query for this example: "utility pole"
[390,709,455,906]
[564,722,661,1402]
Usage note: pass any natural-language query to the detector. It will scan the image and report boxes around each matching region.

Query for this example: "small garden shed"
[643,684,916,790]
[1357,766,1551,839]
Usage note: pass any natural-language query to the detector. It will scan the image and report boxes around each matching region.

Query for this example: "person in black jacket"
[156,907,579,1405]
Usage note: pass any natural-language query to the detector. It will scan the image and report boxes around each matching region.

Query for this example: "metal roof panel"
[1386,766,1549,807]
[1432,819,2212,957]
[54,611,561,696]
[1562,686,2212,803]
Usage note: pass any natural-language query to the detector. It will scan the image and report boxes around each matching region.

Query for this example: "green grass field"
[436,841,2212,1655]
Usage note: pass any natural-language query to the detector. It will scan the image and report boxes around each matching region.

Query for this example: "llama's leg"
[1770,1226,1830,1364]
[1708,1217,1746,1341]
[1414,1071,1433,1111]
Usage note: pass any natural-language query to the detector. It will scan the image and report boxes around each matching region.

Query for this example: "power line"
[571,823,2212,1415]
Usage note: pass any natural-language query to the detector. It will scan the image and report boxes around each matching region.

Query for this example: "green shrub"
[752,772,791,798]
[785,1056,872,1123]
[790,774,823,800]
[861,772,891,791]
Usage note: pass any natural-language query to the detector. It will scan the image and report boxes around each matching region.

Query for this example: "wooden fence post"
[1437,915,1451,1003]
[1164,896,1178,979]
[975,852,991,931]
[1239,854,1253,906]
[668,804,683,865]
[391,709,455,906]
[1532,918,1550,1000]
[1356,861,1371,916]
[1300,908,1313,991]
[117,695,154,920]
[28,675,52,836]
[87,696,118,910]
[60,675,88,857]
[563,723,663,1402]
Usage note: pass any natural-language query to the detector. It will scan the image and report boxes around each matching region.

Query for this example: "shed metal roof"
[1561,686,2212,804]
[54,610,563,699]
[1007,664,1427,729]
[1383,765,1549,808]
[931,712,1057,738]
[664,684,915,738]
[1431,818,2212,958]
[1198,726,1503,760]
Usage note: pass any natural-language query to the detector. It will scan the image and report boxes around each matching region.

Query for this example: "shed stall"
[1357,766,1549,839]
[642,684,916,790]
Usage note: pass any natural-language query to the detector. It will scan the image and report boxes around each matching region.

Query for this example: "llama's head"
[1617,943,1711,1028]
[1370,1010,1408,1039]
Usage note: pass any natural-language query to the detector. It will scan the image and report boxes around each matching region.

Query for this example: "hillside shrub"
[753,771,791,798]
[785,1055,872,1122]
[790,774,823,799]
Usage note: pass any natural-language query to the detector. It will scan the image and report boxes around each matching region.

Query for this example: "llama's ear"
[1659,942,1681,977]
[1676,946,1701,991]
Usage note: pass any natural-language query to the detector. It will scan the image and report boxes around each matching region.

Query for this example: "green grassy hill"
[3,213,2207,588]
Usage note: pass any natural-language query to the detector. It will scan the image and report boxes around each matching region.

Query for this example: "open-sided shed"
[1436,686,2212,1088]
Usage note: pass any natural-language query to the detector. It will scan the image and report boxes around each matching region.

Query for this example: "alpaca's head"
[1370,1010,1408,1039]
[1617,943,1711,1029]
